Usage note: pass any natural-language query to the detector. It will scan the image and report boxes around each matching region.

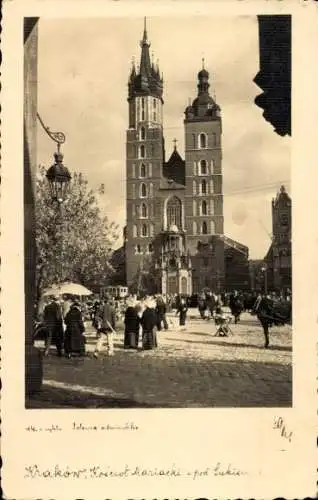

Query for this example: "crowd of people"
[37,288,292,358]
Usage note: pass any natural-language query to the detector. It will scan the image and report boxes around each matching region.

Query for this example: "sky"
[37,16,290,259]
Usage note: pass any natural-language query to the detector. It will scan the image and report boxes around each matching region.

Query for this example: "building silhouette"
[264,185,292,292]
[123,19,248,295]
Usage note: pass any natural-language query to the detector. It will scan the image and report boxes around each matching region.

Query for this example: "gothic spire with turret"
[128,17,163,101]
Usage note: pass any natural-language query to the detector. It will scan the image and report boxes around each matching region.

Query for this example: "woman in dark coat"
[140,299,158,350]
[124,300,140,349]
[177,295,188,329]
[64,302,86,358]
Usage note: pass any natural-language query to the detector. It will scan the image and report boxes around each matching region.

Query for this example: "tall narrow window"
[141,203,147,218]
[199,133,207,149]
[132,184,136,199]
[141,224,148,237]
[193,221,197,235]
[141,98,145,121]
[202,200,208,215]
[133,225,137,237]
[166,196,182,230]
[200,159,207,175]
[202,221,208,234]
[140,126,146,140]
[149,183,153,197]
[148,163,152,177]
[140,145,145,158]
[140,183,147,198]
[193,134,196,148]
[137,244,141,253]
[148,243,154,253]
[193,162,197,176]
[132,163,136,178]
[210,220,216,234]
[193,180,196,195]
[140,163,146,178]
[211,159,215,173]
[201,179,207,195]
[150,223,154,237]
[210,179,214,194]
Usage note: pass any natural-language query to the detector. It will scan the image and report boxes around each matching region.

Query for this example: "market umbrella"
[42,282,93,297]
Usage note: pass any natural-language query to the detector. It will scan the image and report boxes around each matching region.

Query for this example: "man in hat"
[43,295,64,357]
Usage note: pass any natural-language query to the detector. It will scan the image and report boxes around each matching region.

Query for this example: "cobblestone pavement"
[28,310,292,409]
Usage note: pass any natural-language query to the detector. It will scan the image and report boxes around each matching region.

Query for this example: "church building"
[123,20,248,295]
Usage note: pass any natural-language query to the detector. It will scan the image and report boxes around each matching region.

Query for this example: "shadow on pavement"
[26,386,158,409]
[26,350,292,409]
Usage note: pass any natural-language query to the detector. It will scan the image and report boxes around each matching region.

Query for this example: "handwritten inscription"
[24,463,246,480]
[273,416,293,442]
[25,422,139,433]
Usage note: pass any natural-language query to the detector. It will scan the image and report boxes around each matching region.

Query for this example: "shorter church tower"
[183,61,225,292]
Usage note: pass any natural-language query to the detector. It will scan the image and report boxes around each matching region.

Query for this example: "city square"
[28,309,292,408]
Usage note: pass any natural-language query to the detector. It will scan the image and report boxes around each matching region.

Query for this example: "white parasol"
[42,282,93,297]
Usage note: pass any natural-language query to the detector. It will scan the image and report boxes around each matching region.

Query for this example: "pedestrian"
[43,295,64,357]
[124,298,140,349]
[155,295,168,331]
[177,295,188,330]
[140,297,158,350]
[64,301,86,358]
[93,296,116,357]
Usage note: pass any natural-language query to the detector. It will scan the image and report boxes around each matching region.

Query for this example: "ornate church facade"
[123,20,248,295]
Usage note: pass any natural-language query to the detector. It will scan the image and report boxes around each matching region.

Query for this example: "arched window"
[139,145,145,158]
[141,224,148,237]
[200,160,207,175]
[141,203,147,218]
[140,127,146,140]
[166,196,182,230]
[140,183,147,198]
[140,163,146,178]
[141,98,145,121]
[199,133,207,149]
[133,225,137,237]
[201,200,208,216]
[201,179,207,195]
[202,221,208,234]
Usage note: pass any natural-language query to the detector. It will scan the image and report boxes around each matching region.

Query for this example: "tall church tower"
[184,62,225,292]
[126,19,164,289]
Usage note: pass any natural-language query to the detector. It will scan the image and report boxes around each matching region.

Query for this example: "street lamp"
[37,112,71,282]
[46,152,71,203]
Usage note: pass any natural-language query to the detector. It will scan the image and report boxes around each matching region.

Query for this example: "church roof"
[162,146,185,186]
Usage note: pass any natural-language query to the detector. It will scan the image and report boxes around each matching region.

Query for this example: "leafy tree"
[35,165,119,299]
